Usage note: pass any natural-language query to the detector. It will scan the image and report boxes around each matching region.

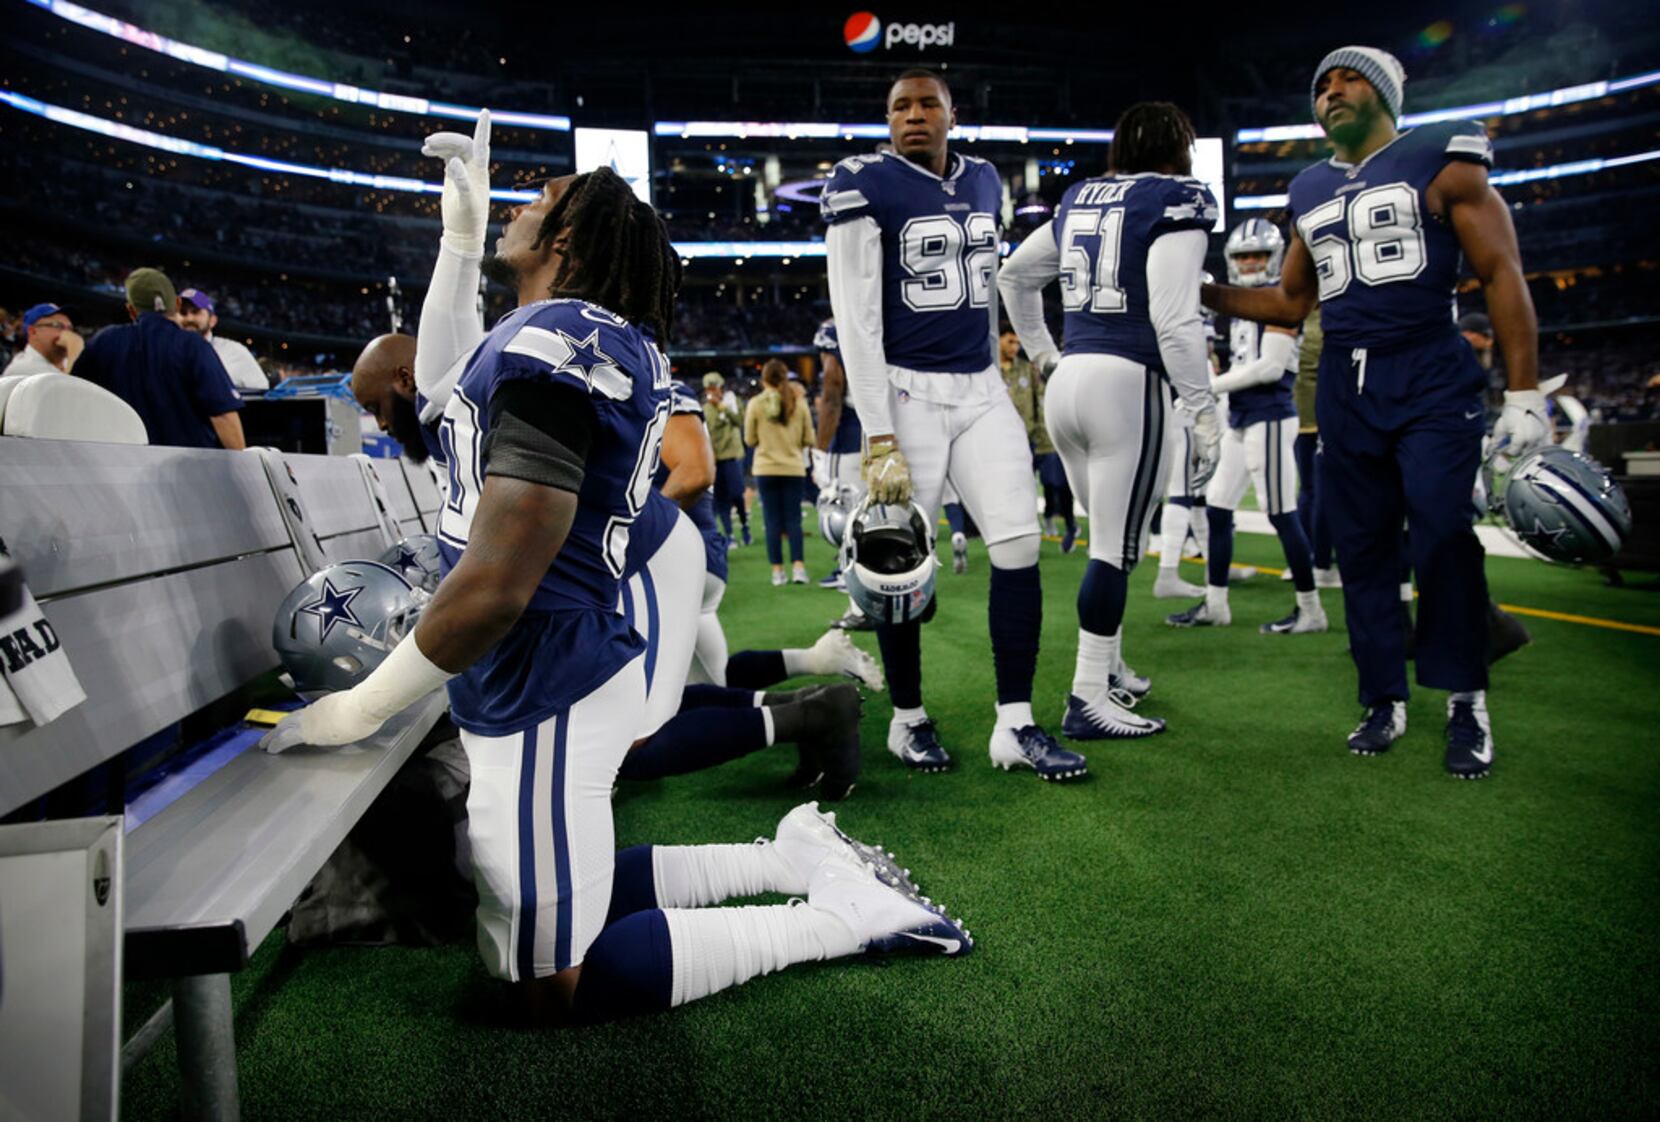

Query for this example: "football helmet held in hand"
[841,497,937,626]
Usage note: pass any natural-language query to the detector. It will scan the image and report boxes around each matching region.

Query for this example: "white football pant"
[1044,354,1170,570]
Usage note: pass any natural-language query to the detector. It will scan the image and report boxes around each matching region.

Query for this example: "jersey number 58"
[1297,183,1427,302]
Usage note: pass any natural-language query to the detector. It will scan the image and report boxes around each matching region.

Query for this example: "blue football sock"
[1206,506,1235,587]
[681,683,760,710]
[1269,511,1316,592]
[571,909,674,1024]
[725,649,788,689]
[606,844,658,926]
[988,563,1042,705]
[616,707,768,781]
[1077,558,1127,636]
[875,619,923,710]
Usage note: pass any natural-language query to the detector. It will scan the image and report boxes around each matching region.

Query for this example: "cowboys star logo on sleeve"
[504,323,633,400]
[297,577,364,640]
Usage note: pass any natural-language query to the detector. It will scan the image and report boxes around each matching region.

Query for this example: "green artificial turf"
[122,516,1660,1119]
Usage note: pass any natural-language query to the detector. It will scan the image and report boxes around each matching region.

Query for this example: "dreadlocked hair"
[1109,102,1197,176]
[536,167,682,342]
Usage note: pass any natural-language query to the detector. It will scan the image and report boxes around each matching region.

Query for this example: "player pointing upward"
[1202,47,1548,778]
[823,69,1083,781]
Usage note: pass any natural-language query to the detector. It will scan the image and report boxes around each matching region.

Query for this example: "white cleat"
[773,802,919,895]
[1062,688,1167,740]
[1315,567,1343,589]
[809,856,972,957]
[805,628,885,691]
[1166,599,1231,628]
[1227,566,1258,583]
[1153,570,1206,599]
[1260,606,1330,635]
[1280,567,1294,582]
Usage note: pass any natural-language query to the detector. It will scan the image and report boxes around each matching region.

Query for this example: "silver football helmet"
[378,534,443,594]
[273,560,428,698]
[1224,219,1286,287]
[817,482,860,549]
[1501,446,1631,564]
[840,497,937,626]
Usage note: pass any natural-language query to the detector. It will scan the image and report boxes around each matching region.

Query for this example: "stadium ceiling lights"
[654,122,1116,144]
[1235,68,1660,142]
[0,89,813,259]
[26,0,570,131]
[1232,148,1660,209]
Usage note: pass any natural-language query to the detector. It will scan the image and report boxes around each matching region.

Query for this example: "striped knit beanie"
[1312,46,1406,122]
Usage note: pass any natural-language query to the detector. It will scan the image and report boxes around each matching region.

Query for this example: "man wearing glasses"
[4,304,78,376]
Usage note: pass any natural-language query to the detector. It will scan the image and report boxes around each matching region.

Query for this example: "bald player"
[352,333,438,463]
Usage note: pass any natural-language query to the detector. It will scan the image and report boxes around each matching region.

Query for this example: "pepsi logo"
[844,11,881,53]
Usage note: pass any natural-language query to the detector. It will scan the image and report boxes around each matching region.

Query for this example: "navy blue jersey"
[628,380,708,575]
[434,298,673,734]
[415,390,447,464]
[813,318,862,454]
[821,152,1002,373]
[73,312,243,448]
[1051,174,1219,367]
[1288,121,1494,349]
[1222,317,1298,429]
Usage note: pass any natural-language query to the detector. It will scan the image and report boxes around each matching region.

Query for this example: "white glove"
[1174,397,1222,490]
[1492,388,1550,457]
[422,109,492,256]
[863,440,913,505]
[810,448,831,491]
[262,633,455,754]
[261,691,387,754]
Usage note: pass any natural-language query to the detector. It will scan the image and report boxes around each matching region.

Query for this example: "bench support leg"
[173,973,240,1121]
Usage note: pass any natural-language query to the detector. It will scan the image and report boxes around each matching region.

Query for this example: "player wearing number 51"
[1202,47,1546,778]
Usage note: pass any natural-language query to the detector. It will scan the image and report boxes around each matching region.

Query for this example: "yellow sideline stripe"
[1152,553,1660,638]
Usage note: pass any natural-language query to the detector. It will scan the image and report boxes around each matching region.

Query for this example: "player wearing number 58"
[1202,46,1547,779]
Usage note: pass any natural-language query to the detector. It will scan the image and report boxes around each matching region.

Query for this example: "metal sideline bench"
[0,437,448,1120]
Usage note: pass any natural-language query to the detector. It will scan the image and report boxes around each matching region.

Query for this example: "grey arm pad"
[482,411,586,492]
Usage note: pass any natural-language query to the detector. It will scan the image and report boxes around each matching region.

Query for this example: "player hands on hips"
[1200,47,1549,779]
[823,69,1084,782]
[998,101,1223,744]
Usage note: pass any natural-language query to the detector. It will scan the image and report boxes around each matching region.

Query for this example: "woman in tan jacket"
[744,359,816,584]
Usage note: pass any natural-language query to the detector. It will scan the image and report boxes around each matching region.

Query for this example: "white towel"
[0,572,87,727]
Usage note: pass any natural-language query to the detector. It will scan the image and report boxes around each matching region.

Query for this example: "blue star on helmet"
[1528,518,1569,549]
[392,546,420,572]
[297,577,365,640]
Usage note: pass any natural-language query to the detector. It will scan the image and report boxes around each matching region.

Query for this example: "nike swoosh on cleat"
[896,931,962,953]
[1471,742,1493,764]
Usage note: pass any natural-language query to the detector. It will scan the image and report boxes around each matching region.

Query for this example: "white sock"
[759,706,776,745]
[1400,581,1414,604]
[663,902,861,1007]
[994,701,1034,731]
[1072,629,1120,697]
[892,705,927,727]
[1190,506,1210,553]
[952,532,966,548]
[651,841,798,907]
[1296,589,1321,615]
[1158,515,1186,570]
[1450,689,1484,705]
[1205,584,1229,613]
[751,691,766,707]
[781,648,811,676]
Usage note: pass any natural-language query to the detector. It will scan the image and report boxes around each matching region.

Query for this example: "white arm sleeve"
[1147,229,1214,407]
[1210,330,1299,393]
[825,218,894,437]
[996,221,1062,366]
[415,242,486,421]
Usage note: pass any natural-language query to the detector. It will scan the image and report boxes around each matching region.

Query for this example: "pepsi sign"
[844,12,957,52]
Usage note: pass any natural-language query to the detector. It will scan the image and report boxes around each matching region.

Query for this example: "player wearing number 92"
[1202,47,1548,779]
[999,101,1222,743]
[823,68,1083,782]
